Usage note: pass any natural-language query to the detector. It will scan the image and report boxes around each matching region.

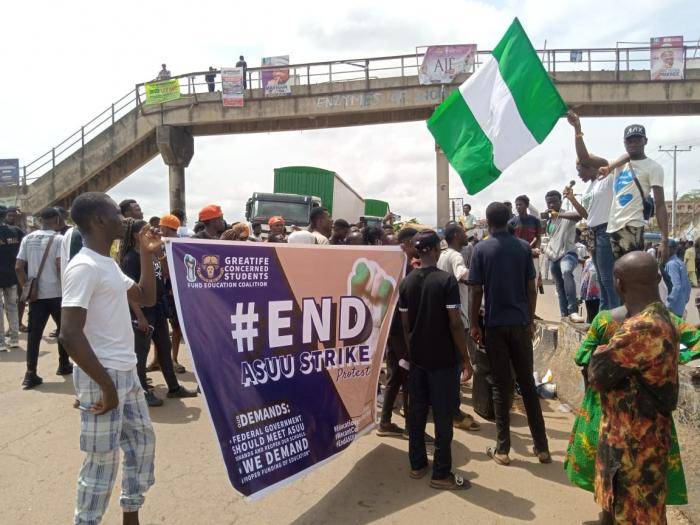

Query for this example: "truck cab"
[245,192,321,234]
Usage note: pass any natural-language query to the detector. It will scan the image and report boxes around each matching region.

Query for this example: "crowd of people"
[1,112,696,524]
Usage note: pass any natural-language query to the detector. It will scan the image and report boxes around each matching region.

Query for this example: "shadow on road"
[290,442,536,524]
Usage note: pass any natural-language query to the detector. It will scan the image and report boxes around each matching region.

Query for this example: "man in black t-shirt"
[398,230,473,490]
[468,202,550,466]
[0,206,24,351]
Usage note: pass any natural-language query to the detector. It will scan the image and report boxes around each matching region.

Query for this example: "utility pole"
[658,145,693,238]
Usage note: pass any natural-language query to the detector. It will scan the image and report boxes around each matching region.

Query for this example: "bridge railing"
[19,43,700,189]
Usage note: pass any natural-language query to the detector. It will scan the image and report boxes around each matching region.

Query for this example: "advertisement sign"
[222,67,244,107]
[262,55,293,96]
[0,159,19,187]
[144,79,182,105]
[419,45,477,85]
[167,240,405,498]
[651,36,685,80]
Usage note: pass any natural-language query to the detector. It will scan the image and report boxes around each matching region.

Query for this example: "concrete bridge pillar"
[156,125,194,213]
[435,143,449,228]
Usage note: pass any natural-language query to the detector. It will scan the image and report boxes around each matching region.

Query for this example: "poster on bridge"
[0,159,19,187]
[650,36,684,80]
[167,239,405,498]
[419,45,477,85]
[262,55,293,96]
[145,78,182,104]
[222,67,244,107]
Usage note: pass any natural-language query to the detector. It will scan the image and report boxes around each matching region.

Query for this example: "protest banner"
[167,239,405,498]
[222,67,244,107]
[651,36,685,80]
[0,159,19,187]
[419,45,477,85]
[145,78,181,104]
[262,55,293,96]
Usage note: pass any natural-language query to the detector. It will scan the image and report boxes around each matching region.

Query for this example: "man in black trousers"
[399,230,472,490]
[468,202,550,466]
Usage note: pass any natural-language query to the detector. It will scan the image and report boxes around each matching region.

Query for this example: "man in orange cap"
[158,214,181,239]
[194,205,225,239]
[268,216,286,241]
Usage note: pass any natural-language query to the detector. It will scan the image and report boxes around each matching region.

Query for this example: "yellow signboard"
[145,79,181,105]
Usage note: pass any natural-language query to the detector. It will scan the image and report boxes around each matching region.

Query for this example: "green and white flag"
[427,18,567,195]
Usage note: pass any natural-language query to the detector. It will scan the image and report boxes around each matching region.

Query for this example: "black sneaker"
[22,372,43,390]
[166,386,198,398]
[56,363,73,376]
[376,422,404,437]
[145,390,164,407]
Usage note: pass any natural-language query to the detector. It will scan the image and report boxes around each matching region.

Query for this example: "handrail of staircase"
[19,43,700,189]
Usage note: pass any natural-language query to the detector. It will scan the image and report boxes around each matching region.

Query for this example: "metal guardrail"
[18,44,700,188]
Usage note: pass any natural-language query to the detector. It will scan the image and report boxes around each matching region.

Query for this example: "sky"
[2,0,700,225]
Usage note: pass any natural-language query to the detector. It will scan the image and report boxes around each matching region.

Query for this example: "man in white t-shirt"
[16,207,70,388]
[59,192,161,525]
[437,223,481,431]
[606,125,668,261]
[308,207,331,245]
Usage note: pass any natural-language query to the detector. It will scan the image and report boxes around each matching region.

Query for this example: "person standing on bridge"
[589,251,679,524]
[60,192,160,525]
[156,63,171,81]
[236,55,247,89]
[205,67,216,93]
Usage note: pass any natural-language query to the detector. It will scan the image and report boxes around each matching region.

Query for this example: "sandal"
[174,362,186,374]
[486,447,511,466]
[453,414,481,431]
[429,473,471,491]
[409,465,430,479]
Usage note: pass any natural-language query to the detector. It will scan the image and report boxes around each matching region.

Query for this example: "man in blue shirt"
[664,239,691,317]
[468,202,550,466]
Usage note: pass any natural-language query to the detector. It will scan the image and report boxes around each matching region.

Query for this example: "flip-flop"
[429,473,471,491]
[486,447,510,466]
[409,465,430,479]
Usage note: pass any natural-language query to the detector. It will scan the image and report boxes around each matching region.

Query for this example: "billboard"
[167,239,405,498]
[0,159,19,187]
[144,79,182,105]
[222,67,244,107]
[419,45,477,85]
[262,55,293,96]
[651,36,685,80]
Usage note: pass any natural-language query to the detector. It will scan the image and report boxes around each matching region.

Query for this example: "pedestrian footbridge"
[5,45,700,215]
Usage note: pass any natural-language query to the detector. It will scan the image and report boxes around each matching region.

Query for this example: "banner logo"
[196,254,225,283]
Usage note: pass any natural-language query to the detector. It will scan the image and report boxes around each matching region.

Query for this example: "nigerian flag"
[427,18,567,195]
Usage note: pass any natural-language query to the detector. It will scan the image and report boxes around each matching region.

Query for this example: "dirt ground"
[0,312,691,524]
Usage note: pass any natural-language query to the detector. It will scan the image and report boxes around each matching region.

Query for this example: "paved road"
[0,314,690,524]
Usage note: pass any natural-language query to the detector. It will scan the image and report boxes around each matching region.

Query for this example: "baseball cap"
[198,204,223,222]
[624,125,646,140]
[412,230,440,252]
[159,214,181,230]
